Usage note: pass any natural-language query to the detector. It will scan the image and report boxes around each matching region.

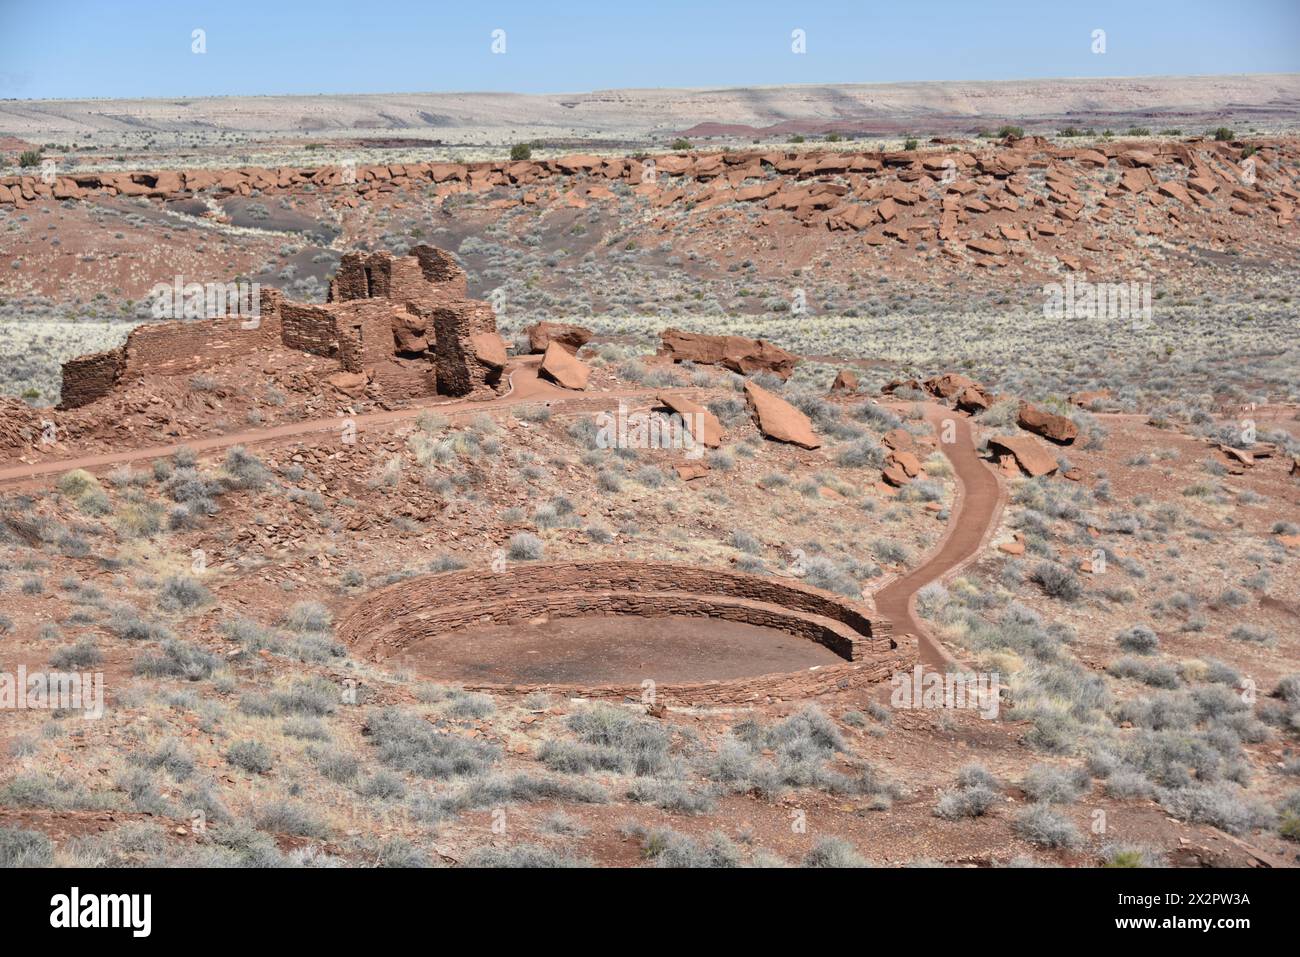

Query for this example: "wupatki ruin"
[58,245,508,409]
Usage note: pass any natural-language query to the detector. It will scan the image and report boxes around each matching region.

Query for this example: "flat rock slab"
[656,392,723,448]
[539,341,590,390]
[744,381,821,449]
[988,434,1059,477]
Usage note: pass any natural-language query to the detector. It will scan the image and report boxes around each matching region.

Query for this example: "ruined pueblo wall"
[58,347,126,410]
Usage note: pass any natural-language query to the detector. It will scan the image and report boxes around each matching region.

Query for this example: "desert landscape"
[0,6,1297,891]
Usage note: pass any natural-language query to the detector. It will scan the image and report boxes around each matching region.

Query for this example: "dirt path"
[872,404,1004,669]
[0,359,623,487]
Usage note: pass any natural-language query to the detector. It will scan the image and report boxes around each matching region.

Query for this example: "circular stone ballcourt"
[336,561,913,704]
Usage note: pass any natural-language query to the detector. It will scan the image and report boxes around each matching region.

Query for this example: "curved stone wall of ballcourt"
[337,561,913,705]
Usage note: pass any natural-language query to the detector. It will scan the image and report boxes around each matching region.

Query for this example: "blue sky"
[1,0,1297,99]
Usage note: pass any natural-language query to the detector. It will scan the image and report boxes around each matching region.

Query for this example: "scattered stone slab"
[1017,402,1079,444]
[743,381,821,449]
[888,450,923,478]
[538,341,590,390]
[881,463,910,487]
[1069,389,1111,407]
[956,385,992,413]
[988,434,1059,477]
[656,393,723,448]
[881,428,914,451]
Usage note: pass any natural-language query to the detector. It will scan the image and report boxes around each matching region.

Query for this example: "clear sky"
[1,0,1296,99]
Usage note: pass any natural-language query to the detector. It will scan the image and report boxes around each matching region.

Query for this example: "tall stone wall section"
[59,347,127,410]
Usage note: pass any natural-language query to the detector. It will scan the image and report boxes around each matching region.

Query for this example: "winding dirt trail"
[0,358,604,487]
[872,403,1005,669]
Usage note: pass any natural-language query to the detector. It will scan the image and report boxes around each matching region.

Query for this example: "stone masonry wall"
[58,347,126,410]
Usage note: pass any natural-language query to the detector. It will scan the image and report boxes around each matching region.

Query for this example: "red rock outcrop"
[830,369,860,393]
[987,434,1059,477]
[1017,403,1079,444]
[526,321,593,355]
[659,329,799,379]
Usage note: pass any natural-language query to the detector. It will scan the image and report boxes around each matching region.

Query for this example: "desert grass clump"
[1014,804,1081,848]
[507,532,544,560]
[49,638,102,670]
[1108,656,1179,688]
[935,783,999,820]
[1227,624,1273,645]
[106,604,173,642]
[256,800,328,838]
[1022,764,1090,804]
[801,556,861,597]
[1157,782,1275,836]
[0,827,54,867]
[226,740,274,774]
[223,446,270,490]
[134,640,220,681]
[365,707,499,779]
[157,574,211,612]
[803,836,868,868]
[57,469,111,515]
[466,843,591,868]
[1029,560,1083,601]
[284,601,332,634]
[1101,843,1165,867]
[542,704,672,776]
[1115,624,1159,654]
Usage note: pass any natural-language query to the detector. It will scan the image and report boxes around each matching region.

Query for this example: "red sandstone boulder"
[743,381,820,449]
[830,369,860,393]
[526,321,592,355]
[881,428,914,451]
[659,328,798,379]
[324,370,370,398]
[955,385,992,413]
[539,341,589,390]
[881,463,911,487]
[152,171,183,195]
[882,378,924,395]
[470,332,508,373]
[924,372,980,399]
[391,311,430,354]
[987,434,1059,477]
[1017,403,1078,444]
[656,393,723,448]
[887,449,923,478]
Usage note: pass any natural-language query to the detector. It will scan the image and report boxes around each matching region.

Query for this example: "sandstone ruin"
[58,246,506,409]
